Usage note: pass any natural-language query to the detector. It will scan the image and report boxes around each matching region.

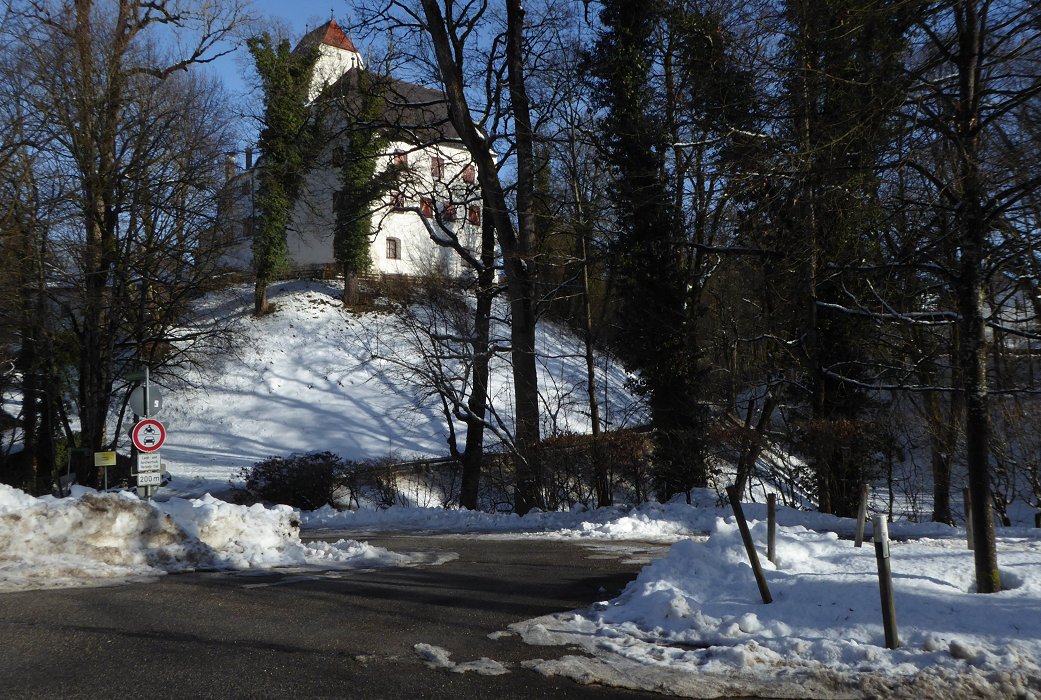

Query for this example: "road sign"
[136,472,162,487]
[131,419,166,452]
[129,386,163,416]
[94,451,117,467]
[137,452,161,473]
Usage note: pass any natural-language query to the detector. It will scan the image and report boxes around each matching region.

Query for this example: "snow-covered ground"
[2,480,1038,698]
[157,281,639,497]
[3,281,1040,697]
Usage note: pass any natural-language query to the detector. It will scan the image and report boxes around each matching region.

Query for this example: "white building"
[224,20,482,280]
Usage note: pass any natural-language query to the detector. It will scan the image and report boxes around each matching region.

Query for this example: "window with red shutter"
[462,164,476,184]
[420,198,434,218]
[431,157,445,180]
[468,205,481,225]
[443,203,457,222]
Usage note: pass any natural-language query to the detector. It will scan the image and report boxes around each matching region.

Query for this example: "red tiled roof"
[296,19,359,53]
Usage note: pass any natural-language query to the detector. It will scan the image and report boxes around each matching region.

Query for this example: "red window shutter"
[468,205,481,225]
[462,164,476,184]
[420,198,433,218]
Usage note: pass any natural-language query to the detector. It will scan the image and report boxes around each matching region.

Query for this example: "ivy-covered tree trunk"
[332,70,400,306]
[248,35,321,316]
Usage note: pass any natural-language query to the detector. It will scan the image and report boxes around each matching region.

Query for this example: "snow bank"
[0,484,417,592]
[512,516,1041,698]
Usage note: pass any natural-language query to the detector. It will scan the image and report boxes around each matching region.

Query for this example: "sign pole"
[144,366,151,498]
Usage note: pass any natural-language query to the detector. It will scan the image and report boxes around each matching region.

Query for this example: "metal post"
[144,366,152,499]
[873,515,900,649]
[726,485,772,604]
[767,493,777,564]
[854,483,870,548]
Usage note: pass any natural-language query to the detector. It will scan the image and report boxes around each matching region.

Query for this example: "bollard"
[963,487,974,551]
[726,485,772,604]
[873,515,900,649]
[854,483,870,548]
[767,493,777,564]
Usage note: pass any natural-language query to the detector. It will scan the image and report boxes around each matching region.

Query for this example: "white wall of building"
[221,27,483,282]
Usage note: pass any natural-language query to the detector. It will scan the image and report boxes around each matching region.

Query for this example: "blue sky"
[203,1,349,145]
[208,2,346,95]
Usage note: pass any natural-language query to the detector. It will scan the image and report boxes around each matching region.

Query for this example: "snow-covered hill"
[157,280,641,496]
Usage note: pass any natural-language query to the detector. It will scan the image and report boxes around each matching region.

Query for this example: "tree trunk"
[254,279,270,316]
[954,0,1000,593]
[418,0,544,513]
[503,0,544,513]
[342,266,359,307]
[459,209,496,510]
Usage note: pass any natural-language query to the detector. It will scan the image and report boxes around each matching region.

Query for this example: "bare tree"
[3,0,248,487]
[349,0,548,512]
[906,0,1041,592]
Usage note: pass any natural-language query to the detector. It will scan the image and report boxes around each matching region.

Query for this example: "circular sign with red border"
[131,419,166,452]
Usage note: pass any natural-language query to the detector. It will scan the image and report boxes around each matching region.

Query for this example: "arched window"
[386,237,401,260]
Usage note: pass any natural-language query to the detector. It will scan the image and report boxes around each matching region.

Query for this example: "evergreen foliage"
[248,34,322,315]
[331,70,402,305]
[590,0,713,499]
[773,0,915,516]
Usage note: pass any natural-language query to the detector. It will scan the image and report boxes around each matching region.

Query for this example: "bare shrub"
[238,452,355,510]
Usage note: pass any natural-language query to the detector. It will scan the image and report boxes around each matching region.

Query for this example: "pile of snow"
[301,489,970,541]
[0,483,421,592]
[511,516,1041,699]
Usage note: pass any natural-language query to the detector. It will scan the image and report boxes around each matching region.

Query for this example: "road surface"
[0,533,675,699]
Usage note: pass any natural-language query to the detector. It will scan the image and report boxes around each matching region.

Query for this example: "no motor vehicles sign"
[131,419,166,452]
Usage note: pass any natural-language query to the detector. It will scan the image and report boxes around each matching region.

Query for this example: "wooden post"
[726,485,772,604]
[963,487,974,551]
[854,483,870,548]
[767,493,777,564]
[873,515,900,649]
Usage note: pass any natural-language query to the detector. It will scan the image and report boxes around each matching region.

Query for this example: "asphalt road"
[0,534,674,699]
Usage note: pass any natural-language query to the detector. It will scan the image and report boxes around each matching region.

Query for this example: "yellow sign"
[93,451,117,467]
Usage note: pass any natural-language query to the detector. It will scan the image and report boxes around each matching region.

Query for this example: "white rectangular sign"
[137,453,161,473]
[137,472,162,486]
